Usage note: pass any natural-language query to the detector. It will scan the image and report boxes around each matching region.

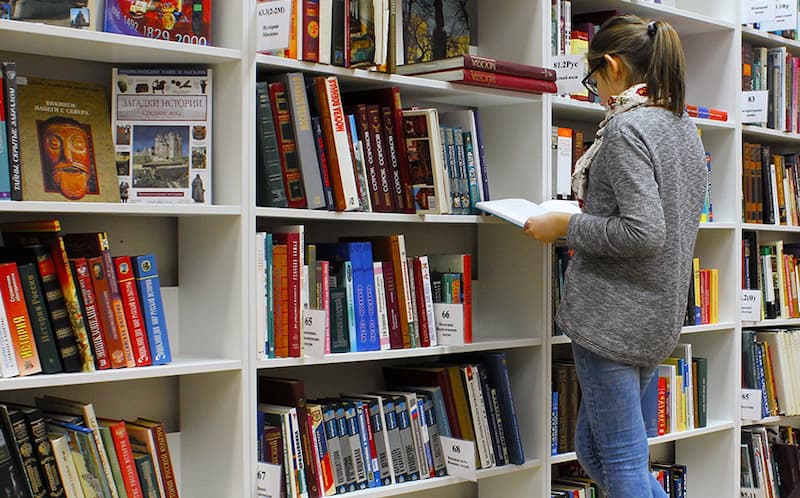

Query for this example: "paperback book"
[112,67,212,204]
[475,198,580,228]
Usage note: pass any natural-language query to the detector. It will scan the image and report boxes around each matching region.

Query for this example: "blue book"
[356,242,379,351]
[641,373,659,438]
[333,405,357,492]
[755,342,770,418]
[482,352,525,465]
[551,391,558,456]
[311,116,335,210]
[256,410,265,461]
[352,401,380,487]
[343,403,368,489]
[393,398,420,481]
[132,254,172,364]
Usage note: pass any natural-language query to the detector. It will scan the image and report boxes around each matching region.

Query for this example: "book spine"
[463,366,493,468]
[489,354,524,464]
[7,409,48,497]
[329,287,349,353]
[0,263,42,375]
[30,247,82,372]
[17,263,62,373]
[462,131,481,212]
[72,258,111,370]
[346,114,371,212]
[365,105,395,212]
[149,423,178,498]
[464,55,558,80]
[303,0,321,62]
[472,109,490,201]
[458,69,558,93]
[269,82,308,209]
[367,401,392,485]
[49,435,84,498]
[359,243,380,351]
[113,257,152,367]
[381,262,403,349]
[311,117,335,210]
[353,402,378,487]
[489,387,509,462]
[411,258,430,347]
[410,398,432,478]
[373,262,391,351]
[285,73,326,209]
[2,62,21,200]
[477,366,505,466]
[314,77,356,211]
[133,453,159,498]
[285,235,302,358]
[391,235,416,348]
[331,0,346,66]
[395,400,419,480]
[355,104,385,212]
[0,75,12,200]
[255,82,289,208]
[132,255,172,364]
[53,239,95,372]
[382,400,407,482]
[323,77,360,211]
[321,407,345,494]
[97,426,127,498]
[109,423,144,498]
[87,257,127,369]
[343,261,357,352]
[0,284,18,377]
[310,406,334,495]
[23,410,65,498]
[418,257,437,347]
[380,106,408,213]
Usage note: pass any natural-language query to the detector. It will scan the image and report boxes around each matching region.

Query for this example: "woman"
[525,15,706,498]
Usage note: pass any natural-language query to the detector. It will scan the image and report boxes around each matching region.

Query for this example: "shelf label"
[440,437,477,481]
[741,91,768,124]
[741,0,776,24]
[552,55,586,95]
[741,389,763,421]
[302,309,327,359]
[434,303,465,346]
[759,0,798,31]
[256,0,292,53]
[256,462,282,498]
[741,290,762,322]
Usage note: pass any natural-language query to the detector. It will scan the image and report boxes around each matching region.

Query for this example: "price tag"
[256,0,291,53]
[440,436,477,482]
[256,462,282,498]
[741,91,768,124]
[552,55,586,95]
[741,389,763,421]
[760,0,798,32]
[741,290,762,322]
[433,303,465,346]
[741,0,776,24]
[302,309,327,359]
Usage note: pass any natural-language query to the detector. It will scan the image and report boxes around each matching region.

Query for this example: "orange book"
[88,256,128,369]
[98,418,144,498]
[72,257,111,370]
[389,235,415,348]
[113,256,152,367]
[0,262,41,375]
[272,244,289,358]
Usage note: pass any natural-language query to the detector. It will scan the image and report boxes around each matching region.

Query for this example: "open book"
[475,198,581,228]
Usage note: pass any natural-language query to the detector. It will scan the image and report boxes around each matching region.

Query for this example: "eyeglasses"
[582,61,605,96]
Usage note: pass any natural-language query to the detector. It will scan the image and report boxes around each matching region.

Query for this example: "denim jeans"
[571,342,668,498]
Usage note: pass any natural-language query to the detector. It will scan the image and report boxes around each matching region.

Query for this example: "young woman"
[524,15,706,498]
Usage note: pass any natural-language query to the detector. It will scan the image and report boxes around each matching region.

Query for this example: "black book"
[255,81,289,208]
[3,404,64,497]
[0,405,35,498]
[16,263,62,374]
[2,61,22,201]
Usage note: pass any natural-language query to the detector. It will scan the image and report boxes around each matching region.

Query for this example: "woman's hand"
[523,212,574,243]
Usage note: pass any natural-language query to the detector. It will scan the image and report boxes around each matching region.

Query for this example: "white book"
[0,288,19,378]
[462,365,494,468]
[789,331,800,415]
[395,235,417,348]
[475,198,581,228]
[373,262,391,351]
[322,76,361,211]
[319,0,332,64]
[418,256,437,347]
[256,232,267,360]
[49,433,86,498]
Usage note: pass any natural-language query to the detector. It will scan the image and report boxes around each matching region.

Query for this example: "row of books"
[256,226,472,359]
[0,63,213,204]
[683,257,719,327]
[742,233,800,321]
[742,329,800,418]
[256,74,490,215]
[0,395,178,498]
[741,425,800,498]
[0,219,171,376]
[4,0,211,45]
[257,354,524,497]
[551,460,687,498]
[742,143,800,226]
[742,44,800,132]
[551,344,707,455]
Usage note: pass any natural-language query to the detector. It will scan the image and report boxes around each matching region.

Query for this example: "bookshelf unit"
[0,0,778,497]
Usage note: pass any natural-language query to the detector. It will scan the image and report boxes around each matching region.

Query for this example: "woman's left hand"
[523,212,573,243]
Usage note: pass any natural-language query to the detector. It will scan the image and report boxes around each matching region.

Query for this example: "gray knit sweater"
[555,106,706,366]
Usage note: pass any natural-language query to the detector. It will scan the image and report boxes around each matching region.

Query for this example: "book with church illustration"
[111,67,212,204]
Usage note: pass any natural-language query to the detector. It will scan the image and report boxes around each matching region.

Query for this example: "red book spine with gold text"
[100,419,145,498]
[88,256,128,368]
[446,69,557,94]
[72,257,111,370]
[113,256,152,367]
[0,262,41,375]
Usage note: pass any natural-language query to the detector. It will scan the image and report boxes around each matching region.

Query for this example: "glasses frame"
[582,60,605,97]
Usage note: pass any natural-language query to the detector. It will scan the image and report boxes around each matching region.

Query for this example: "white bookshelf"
[0,0,768,496]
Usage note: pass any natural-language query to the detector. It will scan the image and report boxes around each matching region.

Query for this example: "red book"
[366,105,395,212]
[418,69,558,94]
[657,377,667,436]
[412,257,430,348]
[98,419,144,498]
[0,262,41,375]
[268,82,308,209]
[272,245,289,358]
[396,54,558,81]
[302,0,320,62]
[353,104,391,212]
[71,257,111,370]
[316,260,331,354]
[381,262,403,349]
[87,256,128,369]
[272,226,303,358]
[113,256,152,367]
[709,108,728,122]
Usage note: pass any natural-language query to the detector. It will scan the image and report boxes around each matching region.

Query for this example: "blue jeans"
[571,342,668,498]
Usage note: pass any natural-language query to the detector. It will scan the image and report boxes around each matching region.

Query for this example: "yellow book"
[693,257,701,322]
[761,340,779,416]
[710,268,719,323]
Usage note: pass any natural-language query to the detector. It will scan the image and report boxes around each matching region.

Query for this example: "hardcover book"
[131,255,172,365]
[400,109,448,214]
[6,0,102,30]
[402,0,475,65]
[15,77,120,202]
[0,412,34,498]
[103,0,211,45]
[112,68,212,204]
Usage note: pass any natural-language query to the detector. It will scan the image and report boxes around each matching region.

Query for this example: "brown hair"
[588,15,686,116]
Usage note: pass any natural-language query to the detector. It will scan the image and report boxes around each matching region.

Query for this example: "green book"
[97,424,128,498]
[692,357,708,428]
[17,262,63,374]
[132,452,159,498]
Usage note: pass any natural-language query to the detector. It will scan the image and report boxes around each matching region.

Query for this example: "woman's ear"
[603,54,625,82]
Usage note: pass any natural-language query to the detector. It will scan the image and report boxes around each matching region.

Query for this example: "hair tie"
[647,21,657,37]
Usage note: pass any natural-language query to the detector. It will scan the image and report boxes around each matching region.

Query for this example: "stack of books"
[395,55,558,95]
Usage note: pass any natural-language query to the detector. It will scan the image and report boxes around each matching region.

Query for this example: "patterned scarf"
[571,83,651,202]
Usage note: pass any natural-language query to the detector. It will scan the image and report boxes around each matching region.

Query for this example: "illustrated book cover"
[112,67,212,204]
